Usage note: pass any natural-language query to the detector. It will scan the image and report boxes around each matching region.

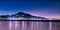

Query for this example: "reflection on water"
[0,20,60,30]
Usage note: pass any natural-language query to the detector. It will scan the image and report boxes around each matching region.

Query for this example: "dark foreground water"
[0,20,60,30]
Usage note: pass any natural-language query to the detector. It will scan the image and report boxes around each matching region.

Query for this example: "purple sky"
[0,0,60,19]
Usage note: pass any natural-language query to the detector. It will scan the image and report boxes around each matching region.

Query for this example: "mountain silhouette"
[0,12,49,20]
[12,12,32,18]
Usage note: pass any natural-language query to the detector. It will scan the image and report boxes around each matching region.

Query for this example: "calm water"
[0,20,60,30]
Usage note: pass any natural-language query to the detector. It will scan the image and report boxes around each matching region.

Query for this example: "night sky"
[0,0,60,18]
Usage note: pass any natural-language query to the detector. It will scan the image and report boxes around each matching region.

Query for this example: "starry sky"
[0,0,60,18]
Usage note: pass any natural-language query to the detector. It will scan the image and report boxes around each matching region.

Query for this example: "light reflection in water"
[9,21,12,30]
[15,21,18,30]
[0,20,59,30]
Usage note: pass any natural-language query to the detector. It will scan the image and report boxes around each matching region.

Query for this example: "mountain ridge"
[0,12,59,20]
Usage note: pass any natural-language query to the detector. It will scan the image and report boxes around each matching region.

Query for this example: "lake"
[0,20,60,30]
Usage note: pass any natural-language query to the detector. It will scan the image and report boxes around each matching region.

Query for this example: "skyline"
[0,0,60,19]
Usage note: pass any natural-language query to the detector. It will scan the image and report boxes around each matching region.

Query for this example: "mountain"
[11,12,49,20]
[0,12,49,20]
[0,15,10,18]
[12,12,32,18]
